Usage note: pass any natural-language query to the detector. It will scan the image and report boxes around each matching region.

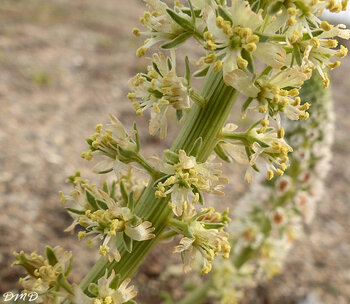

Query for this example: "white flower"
[74,271,137,304]
[174,221,230,274]
[129,52,191,139]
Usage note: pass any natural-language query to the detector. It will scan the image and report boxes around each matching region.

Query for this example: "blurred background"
[0,0,349,303]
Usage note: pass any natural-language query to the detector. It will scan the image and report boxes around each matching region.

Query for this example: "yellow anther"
[261,119,269,127]
[327,61,341,69]
[127,92,137,100]
[320,20,333,31]
[336,45,348,58]
[213,60,223,72]
[78,231,86,240]
[237,56,248,69]
[275,169,284,176]
[299,102,310,111]
[279,89,288,96]
[240,28,252,39]
[206,40,217,51]
[258,105,267,113]
[99,244,110,256]
[342,0,349,10]
[174,0,184,7]
[299,112,310,120]
[204,53,217,64]
[159,98,169,105]
[153,103,161,114]
[245,42,257,53]
[267,170,274,180]
[132,28,140,37]
[289,30,300,44]
[325,39,338,48]
[277,127,285,138]
[94,299,102,304]
[95,124,103,133]
[280,163,288,171]
[288,88,299,97]
[272,95,280,103]
[216,16,225,28]
[310,37,320,48]
[281,97,289,106]
[322,72,330,88]
[222,21,233,35]
[148,70,159,79]
[204,31,216,41]
[247,34,259,43]
[143,11,151,22]
[287,7,298,15]
[292,97,301,106]
[287,16,296,26]
[136,46,147,57]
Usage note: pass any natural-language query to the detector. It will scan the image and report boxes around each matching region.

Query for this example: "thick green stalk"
[79,68,238,293]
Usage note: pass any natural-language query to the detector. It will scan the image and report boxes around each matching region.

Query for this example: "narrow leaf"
[122,233,133,253]
[86,190,98,210]
[176,109,183,122]
[166,9,194,31]
[214,143,232,163]
[46,246,58,266]
[57,273,74,294]
[161,32,192,49]
[193,66,209,78]
[185,56,191,84]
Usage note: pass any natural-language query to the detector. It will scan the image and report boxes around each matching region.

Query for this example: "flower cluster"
[155,149,228,216]
[209,73,334,302]
[218,120,293,182]
[13,246,73,303]
[74,270,137,304]
[128,52,193,138]
[171,204,231,274]
[61,173,155,262]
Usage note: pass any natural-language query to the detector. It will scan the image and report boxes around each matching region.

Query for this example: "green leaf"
[161,32,192,49]
[86,190,99,210]
[46,246,58,266]
[192,184,204,204]
[103,181,109,194]
[189,137,203,157]
[176,109,183,122]
[193,66,209,78]
[187,0,196,24]
[152,61,163,77]
[202,223,225,229]
[166,9,194,32]
[164,149,180,164]
[110,181,116,199]
[122,233,133,253]
[64,255,73,277]
[214,143,232,163]
[57,273,74,294]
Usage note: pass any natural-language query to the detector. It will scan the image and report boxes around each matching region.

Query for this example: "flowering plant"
[12,0,348,303]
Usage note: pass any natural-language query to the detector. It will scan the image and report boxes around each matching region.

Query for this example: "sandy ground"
[0,1,350,303]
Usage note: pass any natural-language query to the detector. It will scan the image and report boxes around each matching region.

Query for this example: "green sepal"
[166,9,194,32]
[185,56,191,84]
[241,97,254,115]
[164,149,180,164]
[109,273,121,290]
[86,190,99,210]
[192,184,204,204]
[176,109,184,122]
[218,6,232,22]
[103,181,109,194]
[65,207,85,215]
[96,168,113,174]
[120,181,129,204]
[133,122,141,152]
[128,192,135,212]
[64,255,73,277]
[193,66,209,78]
[214,143,232,163]
[241,49,255,74]
[202,223,225,229]
[153,61,163,77]
[161,32,192,49]
[56,273,74,295]
[167,57,173,71]
[45,246,58,266]
[122,233,133,253]
[96,199,108,210]
[87,283,99,297]
[110,181,116,199]
[189,137,203,157]
[293,44,302,66]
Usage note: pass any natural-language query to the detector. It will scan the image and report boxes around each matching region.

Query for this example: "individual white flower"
[155,150,227,215]
[174,221,230,274]
[128,52,191,139]
[225,68,310,124]
[74,270,137,304]
[204,1,286,77]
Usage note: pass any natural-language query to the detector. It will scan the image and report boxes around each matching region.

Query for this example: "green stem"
[178,279,213,304]
[79,68,238,294]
